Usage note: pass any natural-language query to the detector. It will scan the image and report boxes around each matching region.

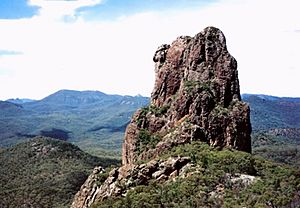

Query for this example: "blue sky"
[0,0,38,19]
[0,0,216,20]
[0,0,299,100]
[0,50,22,56]
[77,0,216,20]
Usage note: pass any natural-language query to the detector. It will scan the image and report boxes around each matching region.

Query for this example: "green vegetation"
[211,105,230,117]
[1,92,299,207]
[0,90,149,157]
[136,106,150,126]
[252,131,300,168]
[136,129,161,154]
[0,137,120,208]
[136,105,169,126]
[140,105,169,117]
[184,80,212,94]
[254,145,300,168]
[2,92,299,164]
[242,94,300,131]
[92,142,300,208]
[95,166,116,187]
[151,105,170,116]
[241,94,300,168]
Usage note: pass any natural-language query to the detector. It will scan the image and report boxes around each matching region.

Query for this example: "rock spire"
[122,26,251,165]
[71,27,252,207]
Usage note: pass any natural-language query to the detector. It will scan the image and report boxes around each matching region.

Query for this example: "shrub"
[93,142,300,208]
[136,129,161,154]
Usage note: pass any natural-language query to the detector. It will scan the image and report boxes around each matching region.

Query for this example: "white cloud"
[28,0,102,21]
[0,0,299,100]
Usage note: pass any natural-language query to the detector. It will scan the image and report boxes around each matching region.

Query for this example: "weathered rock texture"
[122,26,251,166]
[71,156,192,208]
[71,167,105,208]
[71,26,252,207]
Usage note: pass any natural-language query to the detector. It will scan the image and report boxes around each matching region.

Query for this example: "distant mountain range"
[0,90,149,157]
[6,98,35,104]
[242,94,300,131]
[1,91,299,160]
[241,94,300,167]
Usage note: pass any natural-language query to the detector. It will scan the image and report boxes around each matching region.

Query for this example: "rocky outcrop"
[71,156,192,208]
[71,26,252,207]
[71,167,105,208]
[122,26,251,166]
[208,173,258,206]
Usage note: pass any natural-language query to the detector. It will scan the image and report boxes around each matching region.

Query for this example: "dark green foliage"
[150,105,170,116]
[93,142,300,208]
[136,107,150,127]
[253,144,300,168]
[40,128,70,141]
[184,80,212,94]
[136,129,161,154]
[136,105,169,127]
[140,105,169,117]
[96,172,110,187]
[0,137,120,208]
[252,130,300,168]
[211,105,230,117]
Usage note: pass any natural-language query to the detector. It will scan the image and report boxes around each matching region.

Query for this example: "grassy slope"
[0,137,120,208]
[93,142,300,208]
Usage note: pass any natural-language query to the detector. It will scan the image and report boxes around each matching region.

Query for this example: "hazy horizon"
[3,88,300,102]
[0,0,299,100]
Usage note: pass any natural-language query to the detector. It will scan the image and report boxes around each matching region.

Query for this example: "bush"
[136,129,161,154]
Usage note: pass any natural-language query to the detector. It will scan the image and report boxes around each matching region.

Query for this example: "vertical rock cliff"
[71,26,252,208]
[122,26,251,166]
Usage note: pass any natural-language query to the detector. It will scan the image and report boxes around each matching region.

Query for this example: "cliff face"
[122,26,251,166]
[71,26,252,207]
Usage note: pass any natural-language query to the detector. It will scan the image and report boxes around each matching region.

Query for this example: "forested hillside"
[0,90,149,157]
[0,136,119,208]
